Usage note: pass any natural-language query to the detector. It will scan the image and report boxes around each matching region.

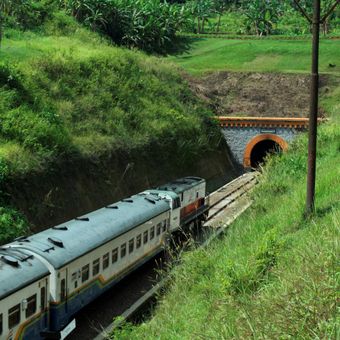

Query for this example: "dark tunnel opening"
[250,139,282,168]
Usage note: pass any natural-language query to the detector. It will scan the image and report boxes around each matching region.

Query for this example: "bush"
[0,0,57,30]
[61,0,191,53]
[0,207,28,244]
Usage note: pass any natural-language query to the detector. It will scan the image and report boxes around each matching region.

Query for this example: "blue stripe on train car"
[50,247,163,332]
[19,312,49,340]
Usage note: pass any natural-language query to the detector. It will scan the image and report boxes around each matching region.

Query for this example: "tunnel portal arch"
[243,134,288,168]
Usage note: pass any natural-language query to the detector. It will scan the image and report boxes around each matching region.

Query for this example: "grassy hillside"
[0,28,216,178]
[0,18,220,244]
[1,24,222,167]
[111,75,340,339]
[167,38,340,75]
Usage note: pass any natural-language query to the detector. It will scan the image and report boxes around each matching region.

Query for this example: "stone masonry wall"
[222,127,299,166]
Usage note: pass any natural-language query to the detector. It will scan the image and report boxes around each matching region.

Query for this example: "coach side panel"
[50,210,171,331]
[0,277,50,340]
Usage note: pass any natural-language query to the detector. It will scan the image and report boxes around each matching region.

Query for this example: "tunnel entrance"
[243,134,288,169]
[250,140,282,168]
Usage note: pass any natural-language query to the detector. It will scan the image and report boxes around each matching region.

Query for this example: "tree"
[290,0,339,35]
[213,0,234,32]
[188,0,216,33]
[241,0,284,36]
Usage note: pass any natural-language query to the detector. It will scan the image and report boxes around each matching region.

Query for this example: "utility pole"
[292,0,339,216]
[306,0,320,215]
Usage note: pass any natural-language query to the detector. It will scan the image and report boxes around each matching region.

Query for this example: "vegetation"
[179,0,340,36]
[1,1,338,54]
[0,25,217,176]
[0,0,192,54]
[167,37,340,75]
[111,76,340,339]
[0,12,219,243]
[59,0,191,54]
[0,207,28,244]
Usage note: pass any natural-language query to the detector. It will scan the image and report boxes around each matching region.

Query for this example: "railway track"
[92,172,259,340]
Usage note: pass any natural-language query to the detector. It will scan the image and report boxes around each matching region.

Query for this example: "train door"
[59,268,68,314]
[40,278,49,329]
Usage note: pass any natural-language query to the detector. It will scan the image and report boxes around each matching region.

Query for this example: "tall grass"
[0,27,218,179]
[111,79,340,339]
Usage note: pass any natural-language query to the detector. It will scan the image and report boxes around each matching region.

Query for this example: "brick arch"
[243,134,288,168]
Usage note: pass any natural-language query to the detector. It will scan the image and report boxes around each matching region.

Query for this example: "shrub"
[61,0,191,53]
[0,207,28,245]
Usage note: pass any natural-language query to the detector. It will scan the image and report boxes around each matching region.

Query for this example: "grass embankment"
[112,37,340,338]
[112,76,340,339]
[167,38,340,75]
[0,20,218,243]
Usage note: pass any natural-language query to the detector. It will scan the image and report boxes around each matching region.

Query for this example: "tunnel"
[243,134,288,169]
[249,139,282,168]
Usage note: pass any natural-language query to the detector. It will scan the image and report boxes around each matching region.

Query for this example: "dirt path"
[187,72,328,118]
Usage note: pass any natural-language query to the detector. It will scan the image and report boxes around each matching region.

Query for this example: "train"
[0,176,208,340]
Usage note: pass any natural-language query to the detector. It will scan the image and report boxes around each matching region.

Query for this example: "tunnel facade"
[219,117,307,169]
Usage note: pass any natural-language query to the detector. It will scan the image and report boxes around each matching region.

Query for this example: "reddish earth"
[187,71,329,118]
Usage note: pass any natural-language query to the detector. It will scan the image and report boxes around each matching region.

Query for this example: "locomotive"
[0,176,207,339]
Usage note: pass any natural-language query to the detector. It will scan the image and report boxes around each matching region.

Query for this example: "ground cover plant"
[167,37,340,75]
[110,76,340,339]
[0,0,192,54]
[0,13,220,244]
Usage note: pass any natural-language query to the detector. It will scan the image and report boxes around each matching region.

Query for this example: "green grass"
[0,18,220,243]
[111,78,340,339]
[0,27,112,63]
[167,38,340,75]
[0,27,218,178]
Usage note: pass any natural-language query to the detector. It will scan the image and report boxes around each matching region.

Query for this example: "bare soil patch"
[187,72,328,118]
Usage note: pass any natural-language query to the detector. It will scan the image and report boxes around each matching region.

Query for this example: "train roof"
[11,193,170,269]
[0,247,49,299]
[144,190,179,199]
[157,176,205,194]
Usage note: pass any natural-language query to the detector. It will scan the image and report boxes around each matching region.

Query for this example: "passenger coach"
[0,176,208,339]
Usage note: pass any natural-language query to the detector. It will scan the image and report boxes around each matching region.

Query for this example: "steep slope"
[111,77,340,339]
[0,18,236,242]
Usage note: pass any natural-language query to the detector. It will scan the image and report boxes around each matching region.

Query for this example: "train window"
[157,223,161,236]
[93,258,100,276]
[41,287,46,310]
[173,197,181,209]
[26,294,37,318]
[136,234,142,248]
[112,248,118,263]
[74,281,78,289]
[121,244,126,258]
[129,239,134,254]
[162,220,167,232]
[196,192,199,198]
[181,193,184,202]
[143,231,148,244]
[81,264,90,283]
[150,226,155,240]
[0,314,2,335]
[60,279,66,301]
[103,253,109,269]
[8,304,20,329]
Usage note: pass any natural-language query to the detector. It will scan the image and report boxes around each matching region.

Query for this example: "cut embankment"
[110,79,340,339]
[187,71,320,117]
[0,27,237,243]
